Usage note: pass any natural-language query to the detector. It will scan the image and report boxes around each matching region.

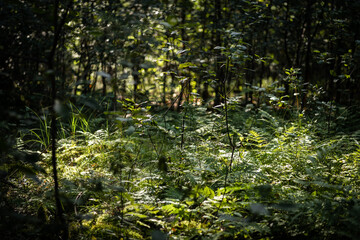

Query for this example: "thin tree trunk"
[48,1,72,239]
[133,67,139,101]
[213,0,224,106]
[302,0,316,110]
[102,64,107,96]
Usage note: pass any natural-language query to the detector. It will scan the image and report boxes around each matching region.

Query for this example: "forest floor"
[5,103,360,239]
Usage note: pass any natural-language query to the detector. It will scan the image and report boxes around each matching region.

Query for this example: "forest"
[1,0,360,239]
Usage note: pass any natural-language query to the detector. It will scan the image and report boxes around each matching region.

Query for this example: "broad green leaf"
[125,126,136,135]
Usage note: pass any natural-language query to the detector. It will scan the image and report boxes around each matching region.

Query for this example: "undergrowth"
[4,102,360,239]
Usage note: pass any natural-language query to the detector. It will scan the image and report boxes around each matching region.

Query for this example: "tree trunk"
[213,0,224,107]
[48,1,72,239]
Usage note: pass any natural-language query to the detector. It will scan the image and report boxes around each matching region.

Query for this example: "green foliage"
[2,0,360,239]
[23,108,52,151]
[5,100,360,239]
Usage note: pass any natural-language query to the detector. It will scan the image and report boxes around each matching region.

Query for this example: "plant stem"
[216,57,236,214]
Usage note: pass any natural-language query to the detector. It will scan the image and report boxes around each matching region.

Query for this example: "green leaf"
[176,49,188,55]
[159,21,172,28]
[125,126,136,135]
[202,186,215,198]
[178,62,196,69]
[126,212,148,218]
[162,204,177,214]
[116,117,132,122]
[249,203,269,215]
